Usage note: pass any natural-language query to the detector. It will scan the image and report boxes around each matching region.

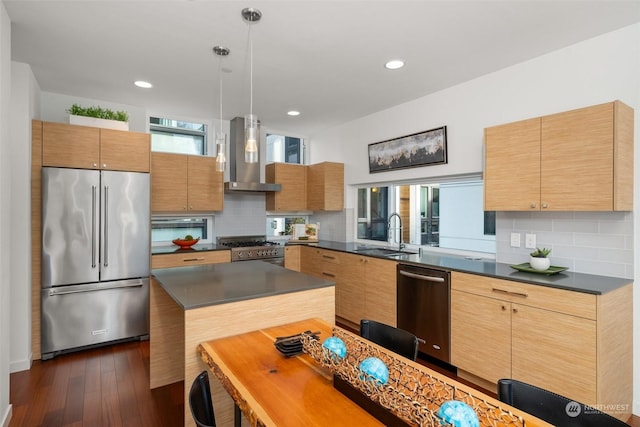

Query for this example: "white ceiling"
[5,1,640,136]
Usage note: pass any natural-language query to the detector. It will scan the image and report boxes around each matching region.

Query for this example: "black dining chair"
[497,379,630,427]
[360,319,420,361]
[189,371,217,427]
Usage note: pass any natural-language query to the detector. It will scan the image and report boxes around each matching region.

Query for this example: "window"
[151,216,213,246]
[150,117,207,155]
[267,216,309,238]
[356,179,496,253]
[357,187,389,242]
[266,134,304,164]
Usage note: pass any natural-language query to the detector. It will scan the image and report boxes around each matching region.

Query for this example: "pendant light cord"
[249,24,253,117]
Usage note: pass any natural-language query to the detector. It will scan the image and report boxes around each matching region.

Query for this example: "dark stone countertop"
[152,260,335,310]
[291,241,632,295]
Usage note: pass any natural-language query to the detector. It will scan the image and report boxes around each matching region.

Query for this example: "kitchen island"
[149,260,335,427]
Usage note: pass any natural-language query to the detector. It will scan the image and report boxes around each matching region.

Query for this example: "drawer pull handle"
[322,272,336,278]
[183,257,205,262]
[322,255,336,260]
[492,288,528,298]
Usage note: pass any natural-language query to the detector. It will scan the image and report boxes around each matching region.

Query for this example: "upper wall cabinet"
[484,101,634,211]
[151,152,223,213]
[307,162,344,211]
[266,161,345,212]
[265,163,308,211]
[41,121,150,172]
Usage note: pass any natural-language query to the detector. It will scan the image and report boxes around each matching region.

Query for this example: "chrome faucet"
[387,212,404,252]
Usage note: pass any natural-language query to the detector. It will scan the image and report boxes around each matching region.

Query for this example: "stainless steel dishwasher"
[397,264,451,363]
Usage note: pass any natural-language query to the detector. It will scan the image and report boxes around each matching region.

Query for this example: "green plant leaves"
[67,103,129,122]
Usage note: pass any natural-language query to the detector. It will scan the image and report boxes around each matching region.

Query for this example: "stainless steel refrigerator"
[41,167,150,359]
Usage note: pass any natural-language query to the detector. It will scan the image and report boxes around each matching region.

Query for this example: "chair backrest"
[497,379,629,427]
[189,371,217,427]
[360,319,419,361]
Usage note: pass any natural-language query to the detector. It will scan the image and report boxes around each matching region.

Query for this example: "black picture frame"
[368,126,447,173]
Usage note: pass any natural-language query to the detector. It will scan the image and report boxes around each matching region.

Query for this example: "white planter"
[529,256,551,271]
[69,114,129,131]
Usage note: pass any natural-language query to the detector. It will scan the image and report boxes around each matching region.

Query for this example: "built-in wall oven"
[397,263,450,363]
[217,235,284,267]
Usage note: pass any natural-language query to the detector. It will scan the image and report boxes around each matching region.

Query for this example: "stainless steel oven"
[217,235,284,267]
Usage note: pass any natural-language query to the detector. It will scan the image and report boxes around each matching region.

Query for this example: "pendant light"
[213,45,230,172]
[242,7,261,164]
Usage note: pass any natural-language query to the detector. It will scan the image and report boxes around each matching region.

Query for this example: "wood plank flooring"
[9,338,640,426]
[9,340,183,427]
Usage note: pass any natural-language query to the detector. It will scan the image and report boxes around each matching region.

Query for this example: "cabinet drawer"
[319,250,340,264]
[451,271,596,319]
[151,250,230,269]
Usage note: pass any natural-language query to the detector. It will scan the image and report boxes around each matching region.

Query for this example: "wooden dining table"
[197,318,551,427]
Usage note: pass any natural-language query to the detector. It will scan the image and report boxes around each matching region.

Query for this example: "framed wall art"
[368,126,447,173]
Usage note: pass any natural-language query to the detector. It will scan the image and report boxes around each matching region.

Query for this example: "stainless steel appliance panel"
[41,278,149,356]
[397,264,450,363]
[100,171,150,282]
[42,168,101,288]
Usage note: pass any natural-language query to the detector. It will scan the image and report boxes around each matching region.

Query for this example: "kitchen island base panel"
[150,278,185,389]
[148,280,335,427]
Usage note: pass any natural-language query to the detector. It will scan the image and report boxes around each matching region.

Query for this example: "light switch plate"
[525,233,536,249]
[510,232,521,248]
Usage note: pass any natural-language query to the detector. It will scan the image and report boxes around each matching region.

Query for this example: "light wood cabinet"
[151,250,230,269]
[42,121,150,172]
[266,161,345,212]
[307,162,344,211]
[299,247,397,328]
[484,100,633,211]
[284,245,301,271]
[151,152,223,212]
[362,257,397,327]
[266,163,307,211]
[451,271,632,420]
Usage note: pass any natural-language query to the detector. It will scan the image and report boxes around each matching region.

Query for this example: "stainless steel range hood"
[224,117,282,192]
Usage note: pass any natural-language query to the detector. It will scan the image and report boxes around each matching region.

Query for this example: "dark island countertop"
[290,241,632,295]
[152,260,335,310]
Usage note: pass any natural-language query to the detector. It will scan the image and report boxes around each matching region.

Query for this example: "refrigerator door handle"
[91,185,97,268]
[103,185,109,267]
[47,279,145,296]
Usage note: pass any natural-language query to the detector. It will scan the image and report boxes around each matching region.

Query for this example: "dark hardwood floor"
[8,338,640,426]
[9,340,183,427]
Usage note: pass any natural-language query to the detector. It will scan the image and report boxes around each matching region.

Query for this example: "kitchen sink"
[353,247,415,257]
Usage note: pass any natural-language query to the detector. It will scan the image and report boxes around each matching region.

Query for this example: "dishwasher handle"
[399,269,446,283]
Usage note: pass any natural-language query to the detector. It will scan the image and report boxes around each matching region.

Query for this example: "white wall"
[9,62,39,373]
[310,23,640,415]
[0,3,12,425]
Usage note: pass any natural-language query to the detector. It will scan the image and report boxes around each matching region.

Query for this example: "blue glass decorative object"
[437,400,480,427]
[322,336,347,359]
[358,357,389,385]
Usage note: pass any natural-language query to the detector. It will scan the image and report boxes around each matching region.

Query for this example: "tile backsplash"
[214,193,267,237]
[496,211,633,279]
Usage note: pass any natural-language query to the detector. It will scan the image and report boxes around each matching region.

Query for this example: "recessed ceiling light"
[384,60,405,70]
[134,80,153,88]
[287,110,300,116]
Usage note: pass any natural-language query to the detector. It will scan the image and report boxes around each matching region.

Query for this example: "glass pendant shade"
[244,113,258,163]
[215,132,226,172]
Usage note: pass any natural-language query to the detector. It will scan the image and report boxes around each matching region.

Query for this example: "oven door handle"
[399,270,445,283]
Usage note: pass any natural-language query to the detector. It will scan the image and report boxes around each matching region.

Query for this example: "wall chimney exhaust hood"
[224,117,281,192]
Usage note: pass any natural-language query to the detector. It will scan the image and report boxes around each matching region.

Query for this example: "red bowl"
[172,238,200,248]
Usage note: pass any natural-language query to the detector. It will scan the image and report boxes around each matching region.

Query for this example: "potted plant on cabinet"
[529,247,551,271]
[67,103,130,131]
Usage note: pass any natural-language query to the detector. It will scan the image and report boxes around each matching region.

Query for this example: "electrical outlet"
[510,232,521,248]
[525,233,536,249]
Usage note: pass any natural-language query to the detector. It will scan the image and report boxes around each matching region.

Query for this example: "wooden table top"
[198,318,382,426]
[198,318,551,427]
